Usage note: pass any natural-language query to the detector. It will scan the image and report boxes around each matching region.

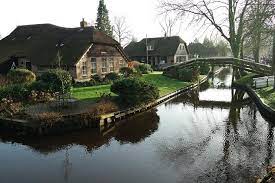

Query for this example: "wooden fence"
[253,76,274,89]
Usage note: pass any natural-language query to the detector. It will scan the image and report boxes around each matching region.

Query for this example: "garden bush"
[164,67,199,82]
[0,84,30,101]
[119,67,135,77]
[111,78,159,106]
[105,72,121,81]
[91,74,103,83]
[198,63,210,75]
[40,69,72,93]
[137,64,153,74]
[7,68,36,84]
[73,78,97,87]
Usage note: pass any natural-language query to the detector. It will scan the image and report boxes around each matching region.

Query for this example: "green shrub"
[105,72,121,81]
[119,67,135,77]
[73,78,97,87]
[177,68,199,82]
[0,84,30,101]
[137,64,153,74]
[164,67,199,82]
[111,78,159,106]
[30,80,51,92]
[7,69,36,84]
[198,63,210,75]
[40,69,72,93]
[91,74,103,83]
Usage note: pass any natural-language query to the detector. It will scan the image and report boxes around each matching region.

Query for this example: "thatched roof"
[124,36,189,57]
[0,24,123,66]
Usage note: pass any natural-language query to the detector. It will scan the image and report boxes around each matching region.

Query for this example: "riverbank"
[233,74,275,121]
[0,69,222,135]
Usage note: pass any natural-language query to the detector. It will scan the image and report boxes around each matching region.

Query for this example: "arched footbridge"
[164,57,272,75]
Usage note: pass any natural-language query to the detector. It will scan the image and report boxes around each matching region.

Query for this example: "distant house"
[124,36,189,68]
[0,19,129,81]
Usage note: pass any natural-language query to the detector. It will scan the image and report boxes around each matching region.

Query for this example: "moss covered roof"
[0,24,121,66]
[124,36,189,57]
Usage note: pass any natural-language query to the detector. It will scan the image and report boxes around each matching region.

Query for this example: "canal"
[0,68,274,183]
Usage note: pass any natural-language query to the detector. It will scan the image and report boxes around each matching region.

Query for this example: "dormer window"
[147,45,153,51]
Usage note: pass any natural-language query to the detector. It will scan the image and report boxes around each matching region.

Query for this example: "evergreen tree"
[96,0,113,37]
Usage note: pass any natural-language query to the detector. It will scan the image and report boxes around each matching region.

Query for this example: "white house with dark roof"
[124,36,189,68]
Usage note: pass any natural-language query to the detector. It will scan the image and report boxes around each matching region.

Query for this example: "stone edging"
[232,83,275,122]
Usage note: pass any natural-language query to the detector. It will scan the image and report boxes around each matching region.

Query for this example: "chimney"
[80,18,88,28]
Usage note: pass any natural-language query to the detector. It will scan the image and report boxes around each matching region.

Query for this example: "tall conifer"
[96,0,113,37]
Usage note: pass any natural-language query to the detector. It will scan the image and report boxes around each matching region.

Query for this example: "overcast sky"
[0,0,210,43]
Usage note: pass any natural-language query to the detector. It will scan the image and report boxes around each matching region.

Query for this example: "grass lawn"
[72,84,113,102]
[256,87,275,110]
[141,72,191,96]
[72,72,191,101]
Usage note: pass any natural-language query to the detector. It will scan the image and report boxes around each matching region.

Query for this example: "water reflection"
[0,110,160,154]
[0,67,274,183]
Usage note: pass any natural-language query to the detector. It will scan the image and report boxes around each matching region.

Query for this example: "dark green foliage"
[111,78,159,106]
[96,0,113,37]
[40,69,72,93]
[163,67,199,82]
[178,68,194,82]
[91,74,103,83]
[0,84,30,101]
[7,69,36,84]
[198,63,210,75]
[105,72,121,81]
[137,64,153,74]
[120,67,135,77]
[30,80,51,92]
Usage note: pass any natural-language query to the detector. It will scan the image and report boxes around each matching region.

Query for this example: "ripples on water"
[0,67,274,183]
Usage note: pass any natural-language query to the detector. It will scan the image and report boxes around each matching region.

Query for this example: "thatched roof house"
[0,21,129,81]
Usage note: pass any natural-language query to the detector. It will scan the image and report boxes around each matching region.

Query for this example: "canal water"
[0,68,274,183]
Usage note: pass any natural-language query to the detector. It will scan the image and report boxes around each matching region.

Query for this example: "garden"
[0,62,208,124]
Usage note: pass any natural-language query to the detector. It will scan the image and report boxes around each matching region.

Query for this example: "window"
[147,45,153,51]
[91,58,97,74]
[108,58,114,72]
[82,61,87,76]
[102,58,107,73]
[119,59,124,67]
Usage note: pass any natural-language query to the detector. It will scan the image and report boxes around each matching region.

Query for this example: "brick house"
[124,36,189,68]
[0,20,129,81]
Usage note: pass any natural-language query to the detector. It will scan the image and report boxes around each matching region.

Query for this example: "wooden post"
[273,29,275,90]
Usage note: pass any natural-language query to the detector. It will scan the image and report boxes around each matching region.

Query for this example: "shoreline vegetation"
[234,73,275,112]
[0,63,223,136]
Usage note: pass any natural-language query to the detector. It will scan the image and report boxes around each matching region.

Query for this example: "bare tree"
[159,0,251,58]
[159,13,182,37]
[113,16,132,46]
[243,0,275,62]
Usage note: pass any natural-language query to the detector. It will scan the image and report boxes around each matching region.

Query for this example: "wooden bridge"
[164,57,272,75]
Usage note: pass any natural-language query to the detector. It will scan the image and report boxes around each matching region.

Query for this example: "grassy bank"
[72,72,191,101]
[234,73,258,85]
[140,72,191,97]
[256,87,275,110]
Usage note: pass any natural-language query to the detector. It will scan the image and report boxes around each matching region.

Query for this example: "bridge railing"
[164,57,272,75]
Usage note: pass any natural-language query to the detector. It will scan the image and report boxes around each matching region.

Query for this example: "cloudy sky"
[0,0,209,43]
